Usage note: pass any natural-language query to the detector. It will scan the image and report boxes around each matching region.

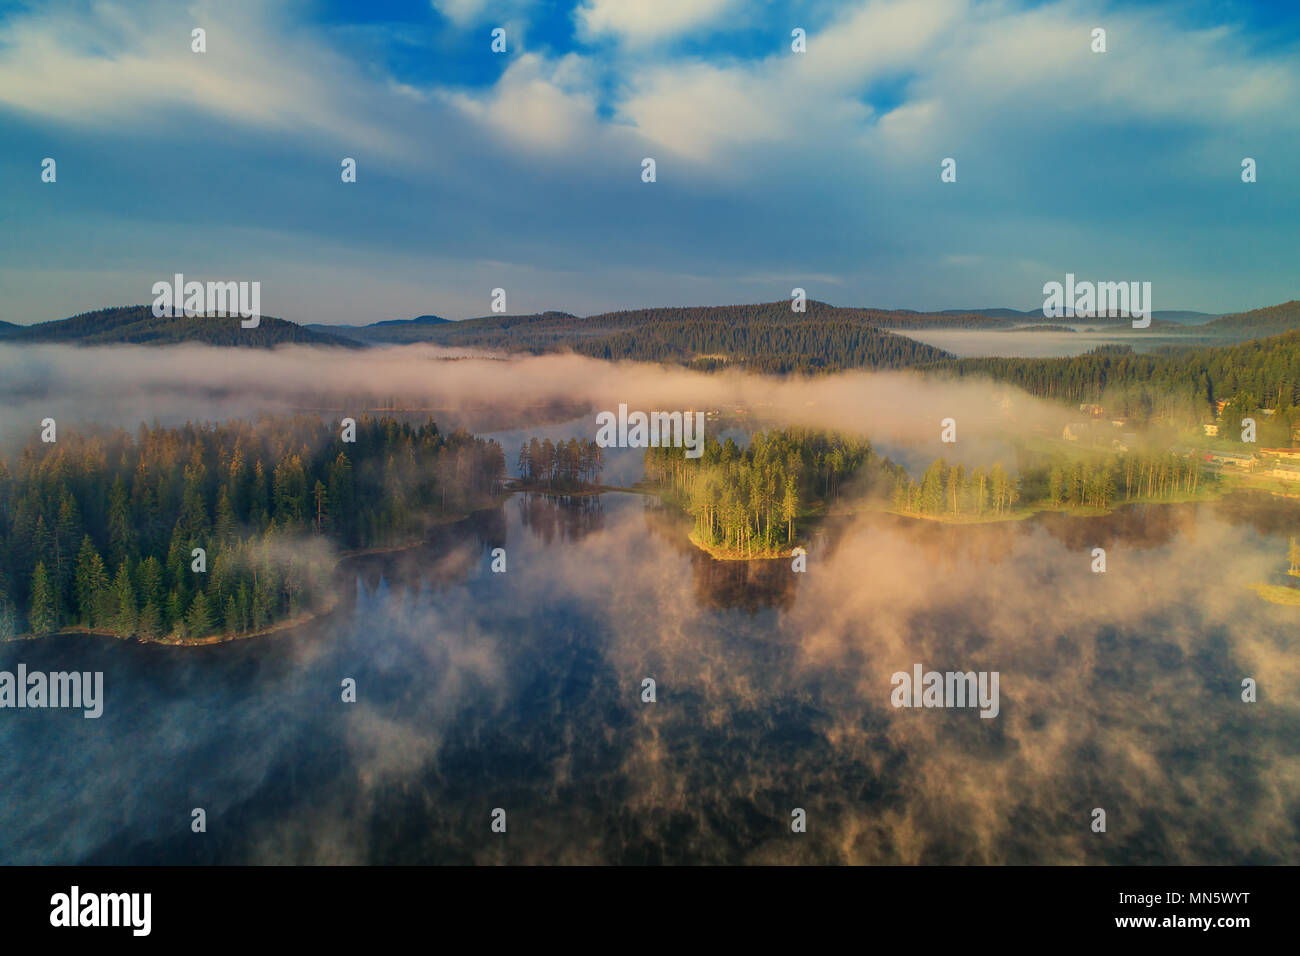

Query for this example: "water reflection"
[517,493,604,545]
[0,492,1296,864]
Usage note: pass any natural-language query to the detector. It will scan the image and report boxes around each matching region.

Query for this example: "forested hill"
[1187,300,1300,340]
[403,301,971,372]
[305,314,451,344]
[932,327,1300,428]
[0,300,967,367]
[0,306,360,348]
[9,298,1297,374]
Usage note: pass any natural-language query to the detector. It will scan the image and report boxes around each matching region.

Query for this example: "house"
[1206,452,1256,470]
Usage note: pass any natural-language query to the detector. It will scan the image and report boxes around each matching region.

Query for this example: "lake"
[1,491,1297,864]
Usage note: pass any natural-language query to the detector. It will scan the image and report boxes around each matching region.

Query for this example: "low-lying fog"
[1,492,1296,864]
[0,342,1112,470]
[0,341,1295,864]
[897,328,1212,358]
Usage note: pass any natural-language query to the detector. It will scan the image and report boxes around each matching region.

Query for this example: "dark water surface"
[2,492,1297,864]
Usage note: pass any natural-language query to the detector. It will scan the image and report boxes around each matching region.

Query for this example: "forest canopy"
[0,415,506,641]
[644,428,903,558]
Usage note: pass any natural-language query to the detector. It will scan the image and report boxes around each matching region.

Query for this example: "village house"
[1204,451,1257,470]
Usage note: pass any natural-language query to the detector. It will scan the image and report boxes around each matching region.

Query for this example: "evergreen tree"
[782,478,798,542]
[136,555,165,612]
[55,492,83,594]
[166,588,187,635]
[327,453,355,545]
[107,476,135,566]
[312,480,328,532]
[74,535,109,626]
[223,594,240,635]
[29,562,57,635]
[112,562,138,637]
[214,485,237,545]
[137,601,162,640]
[186,591,215,637]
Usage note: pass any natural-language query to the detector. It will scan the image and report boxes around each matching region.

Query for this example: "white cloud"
[612,0,958,163]
[2,0,1297,316]
[576,0,740,45]
[441,53,606,153]
[431,0,535,29]
[608,0,1300,170]
[431,0,490,26]
[0,0,402,152]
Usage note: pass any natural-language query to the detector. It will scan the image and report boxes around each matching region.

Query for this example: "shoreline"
[3,591,343,647]
[1250,583,1300,608]
[654,484,1250,561]
[1,508,493,649]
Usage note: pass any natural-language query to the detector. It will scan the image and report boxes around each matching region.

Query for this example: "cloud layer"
[1,0,1296,323]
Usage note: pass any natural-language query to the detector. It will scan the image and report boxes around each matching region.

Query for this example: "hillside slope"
[0,306,361,348]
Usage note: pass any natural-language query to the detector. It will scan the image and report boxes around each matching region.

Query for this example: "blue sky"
[1,0,1297,324]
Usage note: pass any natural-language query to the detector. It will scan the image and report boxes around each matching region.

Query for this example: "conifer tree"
[29,562,57,635]
[74,535,108,626]
[112,562,137,637]
[186,591,215,637]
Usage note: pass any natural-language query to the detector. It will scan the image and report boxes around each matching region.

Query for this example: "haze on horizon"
[2,0,1298,325]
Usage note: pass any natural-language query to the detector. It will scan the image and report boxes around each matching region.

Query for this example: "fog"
[0,342,1295,865]
[898,328,1208,358]
[0,342,1094,470]
[2,490,1296,864]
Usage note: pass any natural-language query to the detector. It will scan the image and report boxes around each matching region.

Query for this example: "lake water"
[2,491,1297,864]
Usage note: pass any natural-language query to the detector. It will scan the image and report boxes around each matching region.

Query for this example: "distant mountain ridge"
[3,299,1292,372]
[0,305,360,348]
[305,313,452,344]
[372,314,450,327]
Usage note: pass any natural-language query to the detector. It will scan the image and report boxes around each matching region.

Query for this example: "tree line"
[418,301,966,374]
[0,415,506,640]
[934,327,1300,432]
[517,437,604,490]
[644,428,902,556]
[891,450,1211,518]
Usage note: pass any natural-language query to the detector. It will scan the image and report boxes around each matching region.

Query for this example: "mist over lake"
[2,489,1295,865]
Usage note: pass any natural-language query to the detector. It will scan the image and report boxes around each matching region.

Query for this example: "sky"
[0,0,1297,325]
